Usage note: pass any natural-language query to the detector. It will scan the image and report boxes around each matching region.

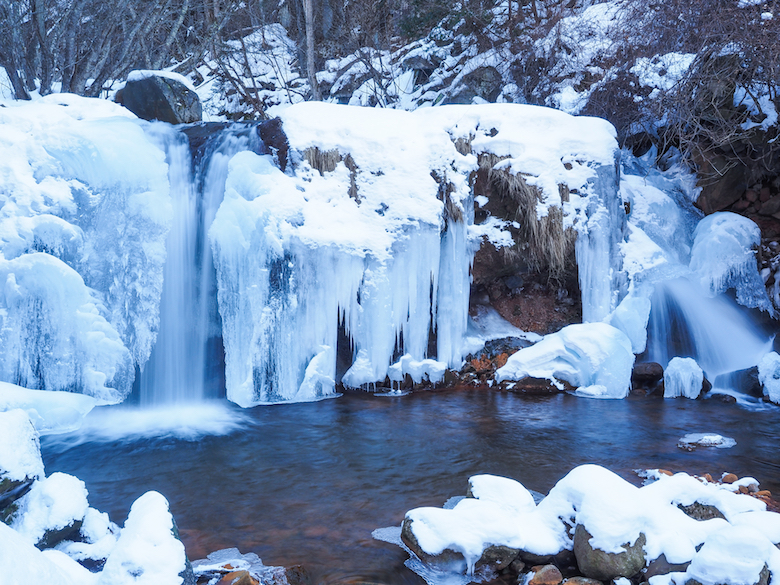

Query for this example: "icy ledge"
[382,465,780,585]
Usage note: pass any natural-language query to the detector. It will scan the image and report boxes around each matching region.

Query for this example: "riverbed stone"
[563,578,603,585]
[573,524,646,580]
[217,570,259,585]
[477,544,520,571]
[401,517,466,569]
[644,554,690,579]
[529,564,563,585]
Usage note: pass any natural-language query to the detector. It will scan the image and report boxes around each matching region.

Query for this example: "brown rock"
[529,564,563,585]
[756,490,772,497]
[631,362,664,385]
[645,554,690,579]
[702,473,713,483]
[760,196,780,216]
[732,199,750,212]
[658,469,673,477]
[563,578,603,585]
[506,377,571,395]
[746,189,758,202]
[218,570,258,585]
[739,485,750,494]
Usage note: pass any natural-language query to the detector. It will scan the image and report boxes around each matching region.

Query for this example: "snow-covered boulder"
[119,70,202,124]
[663,357,704,399]
[495,323,634,399]
[98,491,192,585]
[0,409,44,484]
[10,472,89,548]
[758,352,780,404]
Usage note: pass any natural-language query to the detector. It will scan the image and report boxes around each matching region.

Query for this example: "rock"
[518,551,554,565]
[284,565,312,585]
[118,72,201,124]
[36,520,83,550]
[573,524,646,580]
[505,377,571,395]
[563,578,603,585]
[400,517,466,570]
[477,544,520,571]
[645,554,690,579]
[529,564,563,585]
[0,477,34,523]
[510,558,527,574]
[632,362,664,385]
[722,473,739,484]
[447,66,502,104]
[218,570,259,585]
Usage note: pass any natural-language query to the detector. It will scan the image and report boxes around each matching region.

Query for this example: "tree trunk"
[303,0,320,100]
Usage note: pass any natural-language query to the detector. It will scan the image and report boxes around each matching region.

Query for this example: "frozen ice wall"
[212,102,620,406]
[0,95,171,402]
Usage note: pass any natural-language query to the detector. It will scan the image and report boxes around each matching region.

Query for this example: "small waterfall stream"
[139,125,257,405]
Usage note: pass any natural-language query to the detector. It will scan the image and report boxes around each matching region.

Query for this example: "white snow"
[678,433,736,449]
[0,522,87,585]
[11,472,89,546]
[98,491,187,585]
[401,465,773,583]
[758,351,780,404]
[495,323,634,398]
[0,409,44,481]
[127,69,198,93]
[663,357,704,399]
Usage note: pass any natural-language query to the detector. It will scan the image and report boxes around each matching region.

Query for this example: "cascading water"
[139,126,257,405]
[646,277,772,381]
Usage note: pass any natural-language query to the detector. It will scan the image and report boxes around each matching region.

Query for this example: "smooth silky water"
[41,390,780,585]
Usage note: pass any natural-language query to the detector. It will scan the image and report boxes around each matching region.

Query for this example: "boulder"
[118,72,201,124]
[677,502,726,521]
[631,362,664,390]
[400,517,466,570]
[529,564,563,585]
[645,554,690,579]
[572,524,646,580]
[447,66,503,104]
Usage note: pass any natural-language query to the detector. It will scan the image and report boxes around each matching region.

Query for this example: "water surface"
[42,390,780,584]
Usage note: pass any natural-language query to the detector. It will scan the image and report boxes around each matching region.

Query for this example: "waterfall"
[646,277,773,385]
[139,125,256,405]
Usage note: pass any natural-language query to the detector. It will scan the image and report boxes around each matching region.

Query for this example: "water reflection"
[42,390,780,584]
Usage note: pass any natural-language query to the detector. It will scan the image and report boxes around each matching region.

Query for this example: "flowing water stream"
[42,390,780,585]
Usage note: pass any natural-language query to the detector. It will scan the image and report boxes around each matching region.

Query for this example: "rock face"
[572,524,646,581]
[118,73,202,124]
[447,66,503,104]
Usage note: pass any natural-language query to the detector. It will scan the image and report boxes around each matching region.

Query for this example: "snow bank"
[758,351,780,404]
[663,357,704,399]
[0,381,98,434]
[0,409,44,481]
[128,69,197,93]
[11,472,89,545]
[495,323,634,398]
[400,465,776,583]
[0,94,172,401]
[98,491,187,585]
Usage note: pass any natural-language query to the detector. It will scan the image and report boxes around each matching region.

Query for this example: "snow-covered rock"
[98,491,189,585]
[758,351,780,404]
[394,465,774,584]
[663,357,704,399]
[496,323,634,399]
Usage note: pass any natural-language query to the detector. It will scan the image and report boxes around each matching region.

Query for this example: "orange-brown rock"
[756,490,772,497]
[658,469,673,477]
[529,564,563,585]
[722,473,739,484]
[495,353,508,369]
[217,570,258,585]
[739,485,750,494]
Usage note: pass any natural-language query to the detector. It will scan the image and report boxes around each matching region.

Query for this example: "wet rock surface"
[117,73,202,124]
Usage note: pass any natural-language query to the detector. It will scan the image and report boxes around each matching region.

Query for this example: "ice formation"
[663,357,704,399]
[495,322,634,398]
[0,95,172,402]
[0,382,98,435]
[211,102,620,405]
[398,465,780,583]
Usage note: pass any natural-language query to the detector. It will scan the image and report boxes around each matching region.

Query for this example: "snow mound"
[678,433,737,450]
[0,382,97,435]
[495,323,634,399]
[11,472,89,545]
[664,357,704,399]
[758,351,780,404]
[0,409,44,481]
[98,491,187,585]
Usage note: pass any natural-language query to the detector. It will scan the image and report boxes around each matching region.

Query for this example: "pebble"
[529,564,563,585]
